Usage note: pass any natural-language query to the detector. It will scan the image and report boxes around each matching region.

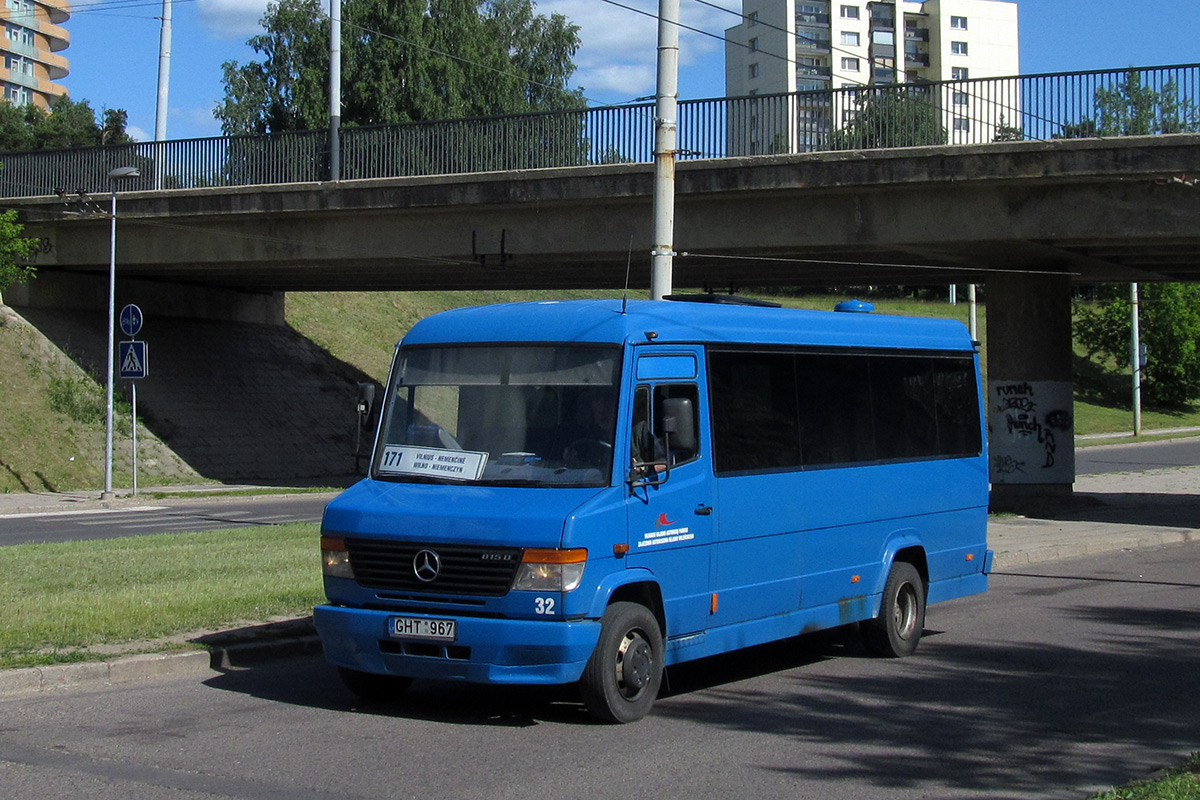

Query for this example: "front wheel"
[580,602,663,723]
[862,561,926,658]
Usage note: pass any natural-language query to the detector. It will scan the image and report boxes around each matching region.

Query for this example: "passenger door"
[624,350,715,639]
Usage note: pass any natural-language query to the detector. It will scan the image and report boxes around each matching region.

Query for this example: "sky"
[57,0,1200,142]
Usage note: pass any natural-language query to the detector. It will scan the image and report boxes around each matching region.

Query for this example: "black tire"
[862,561,926,658]
[580,602,664,723]
[337,667,413,702]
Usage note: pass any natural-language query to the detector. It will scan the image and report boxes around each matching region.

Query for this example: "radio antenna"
[622,234,634,314]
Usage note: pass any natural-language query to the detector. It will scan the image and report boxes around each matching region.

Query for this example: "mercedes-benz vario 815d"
[316,298,991,723]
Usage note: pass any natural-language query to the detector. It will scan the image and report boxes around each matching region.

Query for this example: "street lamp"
[102,165,141,500]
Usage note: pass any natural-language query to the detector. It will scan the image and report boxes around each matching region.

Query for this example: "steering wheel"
[564,438,613,469]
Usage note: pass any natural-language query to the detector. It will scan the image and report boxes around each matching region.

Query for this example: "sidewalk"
[0,483,327,516]
[989,464,1200,567]
[1,449,1197,697]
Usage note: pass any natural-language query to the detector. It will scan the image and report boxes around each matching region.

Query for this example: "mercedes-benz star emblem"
[413,549,441,582]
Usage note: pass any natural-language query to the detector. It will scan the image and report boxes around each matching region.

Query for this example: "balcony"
[905,53,930,67]
[905,28,930,42]
[797,65,833,77]
[797,12,830,24]
[796,36,832,51]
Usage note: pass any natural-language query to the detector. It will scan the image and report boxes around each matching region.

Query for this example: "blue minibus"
[315,297,991,722]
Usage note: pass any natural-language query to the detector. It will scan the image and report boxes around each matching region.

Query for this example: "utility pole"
[650,0,679,300]
[329,0,342,181]
[155,0,171,141]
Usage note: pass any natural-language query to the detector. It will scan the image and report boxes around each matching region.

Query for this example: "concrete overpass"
[6,135,1200,309]
[4,134,1200,503]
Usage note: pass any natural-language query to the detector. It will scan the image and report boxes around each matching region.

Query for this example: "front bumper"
[314,604,601,685]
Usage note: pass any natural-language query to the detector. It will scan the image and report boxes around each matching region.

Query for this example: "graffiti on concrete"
[989,380,1074,484]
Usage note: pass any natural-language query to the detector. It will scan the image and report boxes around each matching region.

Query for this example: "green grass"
[0,309,203,493]
[1091,754,1200,799]
[0,523,322,669]
[284,288,640,382]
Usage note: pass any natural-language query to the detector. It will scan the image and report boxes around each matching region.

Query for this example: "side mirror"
[354,382,378,474]
[356,382,377,425]
[662,397,696,452]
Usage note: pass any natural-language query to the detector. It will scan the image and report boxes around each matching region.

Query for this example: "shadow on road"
[1007,490,1200,530]
[199,627,854,728]
[199,561,1200,799]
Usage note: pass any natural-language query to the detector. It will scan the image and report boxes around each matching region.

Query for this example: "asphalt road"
[0,494,333,547]
[1076,436,1200,474]
[2,543,1198,800]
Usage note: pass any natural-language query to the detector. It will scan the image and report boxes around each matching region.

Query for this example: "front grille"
[347,539,522,597]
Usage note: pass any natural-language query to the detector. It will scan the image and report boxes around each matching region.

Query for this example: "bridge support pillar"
[986,271,1075,513]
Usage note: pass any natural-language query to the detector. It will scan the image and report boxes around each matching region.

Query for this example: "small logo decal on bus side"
[656,513,677,527]
[637,526,693,548]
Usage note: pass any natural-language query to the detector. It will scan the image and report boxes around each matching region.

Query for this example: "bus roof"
[401,299,976,352]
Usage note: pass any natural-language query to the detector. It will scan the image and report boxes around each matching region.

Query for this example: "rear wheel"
[862,561,926,658]
[337,667,413,702]
[580,602,663,723]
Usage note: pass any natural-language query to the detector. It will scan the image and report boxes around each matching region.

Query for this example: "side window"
[709,351,801,473]
[631,384,701,469]
[711,347,981,475]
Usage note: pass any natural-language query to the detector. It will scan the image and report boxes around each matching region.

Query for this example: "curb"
[0,629,324,699]
[990,527,1198,569]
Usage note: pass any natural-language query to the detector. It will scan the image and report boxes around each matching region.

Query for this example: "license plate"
[387,616,457,642]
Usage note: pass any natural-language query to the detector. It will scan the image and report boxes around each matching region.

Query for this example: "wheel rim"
[614,629,654,699]
[893,582,919,640]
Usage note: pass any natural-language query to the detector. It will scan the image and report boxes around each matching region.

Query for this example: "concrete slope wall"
[16,307,377,485]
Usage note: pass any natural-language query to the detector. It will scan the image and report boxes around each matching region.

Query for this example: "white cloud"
[196,0,272,40]
[175,106,224,137]
[126,125,149,143]
[537,0,739,102]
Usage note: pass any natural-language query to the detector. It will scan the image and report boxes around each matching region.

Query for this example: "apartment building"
[725,0,1018,152]
[2,0,69,108]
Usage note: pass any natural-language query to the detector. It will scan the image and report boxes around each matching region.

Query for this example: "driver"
[563,391,616,468]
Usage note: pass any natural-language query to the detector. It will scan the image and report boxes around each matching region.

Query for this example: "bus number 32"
[534,597,555,615]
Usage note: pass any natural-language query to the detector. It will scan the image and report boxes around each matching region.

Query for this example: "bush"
[1075,283,1200,407]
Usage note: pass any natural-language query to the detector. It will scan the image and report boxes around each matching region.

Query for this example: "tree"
[1075,283,1200,407]
[1055,71,1200,139]
[993,113,1023,142]
[0,208,37,291]
[828,88,948,151]
[0,95,133,152]
[1054,118,1098,140]
[216,0,585,136]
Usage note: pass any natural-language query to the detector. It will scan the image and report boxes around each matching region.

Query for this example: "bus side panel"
[711,457,989,632]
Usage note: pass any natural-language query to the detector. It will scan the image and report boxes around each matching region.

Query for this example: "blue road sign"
[119,340,148,379]
[119,304,143,337]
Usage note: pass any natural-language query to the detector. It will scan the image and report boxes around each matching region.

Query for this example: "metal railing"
[1,63,1197,199]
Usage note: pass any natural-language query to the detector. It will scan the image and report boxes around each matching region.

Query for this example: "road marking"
[118,521,249,531]
[0,506,169,521]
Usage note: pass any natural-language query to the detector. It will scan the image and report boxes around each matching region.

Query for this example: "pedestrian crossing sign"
[119,340,148,379]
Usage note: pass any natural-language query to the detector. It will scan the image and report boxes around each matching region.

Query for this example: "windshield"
[374,344,622,487]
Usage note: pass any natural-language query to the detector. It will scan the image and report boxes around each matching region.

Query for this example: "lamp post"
[103,166,141,500]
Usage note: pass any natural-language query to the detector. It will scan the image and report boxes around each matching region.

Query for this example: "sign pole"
[131,382,138,497]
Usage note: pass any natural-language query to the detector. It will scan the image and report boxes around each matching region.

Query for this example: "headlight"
[512,548,587,592]
[321,536,354,579]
